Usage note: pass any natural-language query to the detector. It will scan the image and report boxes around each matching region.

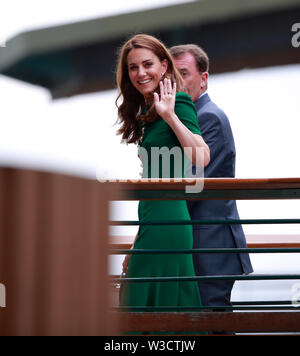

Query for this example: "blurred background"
[1,0,300,304]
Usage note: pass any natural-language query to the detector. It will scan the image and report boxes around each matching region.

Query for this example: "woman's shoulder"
[175,92,197,116]
[175,91,193,102]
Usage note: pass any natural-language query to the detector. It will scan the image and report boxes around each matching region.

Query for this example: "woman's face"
[127,48,168,101]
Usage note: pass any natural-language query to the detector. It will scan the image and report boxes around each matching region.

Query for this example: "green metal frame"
[111,248,300,255]
[110,218,300,226]
[120,188,300,200]
[114,274,300,283]
[110,182,300,315]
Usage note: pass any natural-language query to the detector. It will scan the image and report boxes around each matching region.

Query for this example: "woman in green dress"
[116,34,210,323]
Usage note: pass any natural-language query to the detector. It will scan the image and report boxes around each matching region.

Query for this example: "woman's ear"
[161,59,168,75]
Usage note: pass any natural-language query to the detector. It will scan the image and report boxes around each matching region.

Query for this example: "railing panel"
[109,178,300,200]
[117,311,300,333]
[0,167,117,336]
[110,178,300,334]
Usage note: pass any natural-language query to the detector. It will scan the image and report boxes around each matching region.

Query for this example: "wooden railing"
[109,178,300,334]
[1,170,300,335]
[0,167,118,336]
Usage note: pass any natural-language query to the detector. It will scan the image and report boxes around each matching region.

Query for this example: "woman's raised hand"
[154,78,176,123]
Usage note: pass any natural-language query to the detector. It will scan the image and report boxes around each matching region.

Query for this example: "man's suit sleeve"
[199,112,225,164]
[175,92,202,135]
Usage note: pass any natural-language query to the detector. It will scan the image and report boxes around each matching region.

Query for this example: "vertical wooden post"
[0,167,117,336]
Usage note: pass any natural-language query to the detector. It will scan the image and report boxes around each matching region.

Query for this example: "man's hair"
[169,44,209,74]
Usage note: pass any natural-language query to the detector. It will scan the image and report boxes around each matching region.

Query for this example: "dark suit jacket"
[186,93,253,275]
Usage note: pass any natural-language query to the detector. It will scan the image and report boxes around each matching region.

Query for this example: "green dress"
[120,92,203,324]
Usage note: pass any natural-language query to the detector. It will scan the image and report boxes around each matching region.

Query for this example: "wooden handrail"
[109,178,300,190]
[246,234,300,248]
[109,235,300,250]
[108,178,300,200]
[117,311,300,333]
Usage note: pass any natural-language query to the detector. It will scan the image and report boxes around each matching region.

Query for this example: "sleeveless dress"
[120,92,203,323]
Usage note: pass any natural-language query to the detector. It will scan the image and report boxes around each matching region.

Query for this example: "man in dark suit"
[171,44,253,308]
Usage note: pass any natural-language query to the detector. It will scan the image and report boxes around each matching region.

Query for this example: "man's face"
[173,52,208,102]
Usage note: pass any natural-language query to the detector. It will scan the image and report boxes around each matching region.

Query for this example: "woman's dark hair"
[115,34,185,144]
